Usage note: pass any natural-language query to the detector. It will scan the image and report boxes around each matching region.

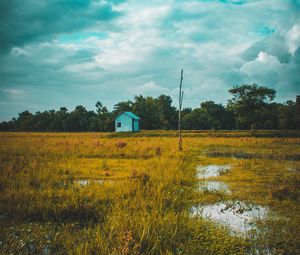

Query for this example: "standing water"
[191,201,268,235]
[75,179,104,186]
[197,164,231,178]
[198,181,231,194]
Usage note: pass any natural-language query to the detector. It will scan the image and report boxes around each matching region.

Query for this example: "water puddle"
[191,201,268,234]
[197,164,231,178]
[75,179,104,186]
[198,181,231,194]
[287,166,299,172]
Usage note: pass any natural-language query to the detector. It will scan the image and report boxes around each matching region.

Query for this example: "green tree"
[200,101,234,130]
[296,95,300,129]
[182,108,210,130]
[112,101,133,116]
[181,102,234,130]
[96,101,112,131]
[65,105,89,131]
[156,95,177,129]
[278,101,297,130]
[228,84,276,130]
[260,103,279,129]
[17,111,35,131]
[57,107,68,131]
[132,95,160,129]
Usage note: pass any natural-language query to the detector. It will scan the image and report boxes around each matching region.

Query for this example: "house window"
[117,122,121,128]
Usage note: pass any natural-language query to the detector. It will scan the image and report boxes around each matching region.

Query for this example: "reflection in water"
[287,166,299,172]
[197,164,231,178]
[191,201,268,234]
[75,179,104,186]
[198,181,231,194]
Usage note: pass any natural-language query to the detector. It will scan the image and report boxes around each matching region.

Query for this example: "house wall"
[133,119,139,132]
[115,114,133,132]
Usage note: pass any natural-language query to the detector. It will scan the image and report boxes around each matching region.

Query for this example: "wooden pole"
[178,69,183,151]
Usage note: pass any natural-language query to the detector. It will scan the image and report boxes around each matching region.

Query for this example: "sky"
[0,0,300,121]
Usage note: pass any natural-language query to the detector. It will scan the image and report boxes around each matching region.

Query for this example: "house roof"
[117,111,140,120]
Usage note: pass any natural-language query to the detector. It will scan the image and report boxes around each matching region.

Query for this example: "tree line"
[0,84,299,131]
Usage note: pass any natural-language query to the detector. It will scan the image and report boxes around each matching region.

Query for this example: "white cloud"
[0,88,26,96]
[11,47,29,57]
[123,4,171,26]
[132,81,171,97]
[90,4,171,70]
[256,51,278,63]
[286,24,300,55]
[238,50,299,97]
[240,52,281,75]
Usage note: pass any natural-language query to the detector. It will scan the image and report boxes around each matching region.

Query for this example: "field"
[0,131,300,255]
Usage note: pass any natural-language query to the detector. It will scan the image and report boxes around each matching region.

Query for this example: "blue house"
[115,112,140,132]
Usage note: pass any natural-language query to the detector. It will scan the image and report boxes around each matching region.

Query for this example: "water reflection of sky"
[191,201,268,234]
[75,179,104,186]
[197,164,231,178]
[198,181,231,194]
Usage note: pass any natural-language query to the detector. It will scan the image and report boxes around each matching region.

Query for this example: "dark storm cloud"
[0,0,121,52]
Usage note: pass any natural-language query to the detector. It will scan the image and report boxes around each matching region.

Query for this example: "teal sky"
[0,0,300,121]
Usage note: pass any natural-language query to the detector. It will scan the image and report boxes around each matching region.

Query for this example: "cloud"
[0,88,26,96]
[241,34,292,64]
[286,24,300,54]
[240,52,281,80]
[133,81,172,97]
[0,0,122,53]
[0,0,300,120]
[239,50,300,98]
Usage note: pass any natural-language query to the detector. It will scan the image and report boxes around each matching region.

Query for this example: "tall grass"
[0,132,299,254]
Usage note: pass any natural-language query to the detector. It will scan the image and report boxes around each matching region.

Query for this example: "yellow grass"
[0,132,299,254]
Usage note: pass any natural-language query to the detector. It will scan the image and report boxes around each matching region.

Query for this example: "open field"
[0,131,300,255]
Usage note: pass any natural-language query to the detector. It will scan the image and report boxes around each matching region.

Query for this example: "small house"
[115,112,140,132]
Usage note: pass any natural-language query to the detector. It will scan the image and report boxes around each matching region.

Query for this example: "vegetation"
[1,84,299,131]
[0,131,299,254]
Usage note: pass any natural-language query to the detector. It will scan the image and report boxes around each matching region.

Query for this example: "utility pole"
[178,69,184,151]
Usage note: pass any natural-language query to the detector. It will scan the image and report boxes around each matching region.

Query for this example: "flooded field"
[191,201,268,234]
[194,140,300,254]
[0,132,299,254]
[195,163,268,239]
[198,181,231,194]
[196,164,231,178]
